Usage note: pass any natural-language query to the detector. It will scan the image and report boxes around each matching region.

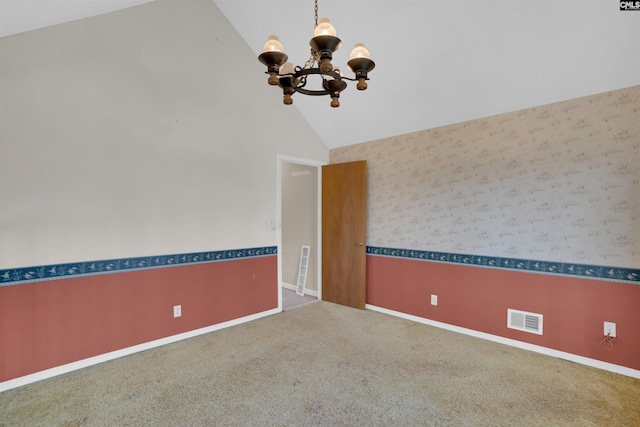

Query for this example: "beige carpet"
[1,301,639,426]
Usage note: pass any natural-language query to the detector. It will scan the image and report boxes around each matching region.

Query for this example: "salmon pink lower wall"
[367,255,640,371]
[0,255,277,382]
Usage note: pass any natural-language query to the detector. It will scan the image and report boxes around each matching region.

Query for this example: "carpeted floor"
[1,301,639,426]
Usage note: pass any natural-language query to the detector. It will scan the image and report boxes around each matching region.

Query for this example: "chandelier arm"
[340,76,368,82]
[296,75,309,90]
[271,73,368,83]
[285,68,346,96]
[293,87,333,96]
[289,67,341,80]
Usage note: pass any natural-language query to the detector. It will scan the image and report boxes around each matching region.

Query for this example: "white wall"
[0,0,329,268]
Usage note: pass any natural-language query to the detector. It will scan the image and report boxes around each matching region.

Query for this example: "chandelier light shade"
[257,1,375,108]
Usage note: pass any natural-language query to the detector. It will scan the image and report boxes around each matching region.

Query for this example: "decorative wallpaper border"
[4,245,637,287]
[367,246,640,285]
[0,246,277,287]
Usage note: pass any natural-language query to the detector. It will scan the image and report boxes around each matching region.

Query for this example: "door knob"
[357,242,364,246]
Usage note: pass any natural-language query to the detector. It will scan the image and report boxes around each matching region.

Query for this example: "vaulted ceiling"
[2,0,639,149]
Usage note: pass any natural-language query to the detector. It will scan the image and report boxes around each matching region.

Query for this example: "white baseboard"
[366,304,640,380]
[8,303,634,392]
[0,307,281,393]
[281,282,318,297]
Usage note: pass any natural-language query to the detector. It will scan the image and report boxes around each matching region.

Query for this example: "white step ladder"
[296,245,310,296]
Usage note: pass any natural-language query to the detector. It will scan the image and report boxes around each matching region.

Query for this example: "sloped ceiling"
[2,0,639,149]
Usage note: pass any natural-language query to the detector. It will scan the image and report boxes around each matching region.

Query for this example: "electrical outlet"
[173,305,182,318]
[431,294,438,306]
[604,321,616,337]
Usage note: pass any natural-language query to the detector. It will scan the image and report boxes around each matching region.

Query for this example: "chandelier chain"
[314,0,318,28]
[303,0,320,70]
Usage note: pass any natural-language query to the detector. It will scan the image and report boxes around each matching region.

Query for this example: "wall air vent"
[507,309,543,335]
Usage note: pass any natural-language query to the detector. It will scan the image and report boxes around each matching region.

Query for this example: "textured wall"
[332,86,639,269]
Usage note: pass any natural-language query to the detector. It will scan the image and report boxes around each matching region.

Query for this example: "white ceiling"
[2,0,639,149]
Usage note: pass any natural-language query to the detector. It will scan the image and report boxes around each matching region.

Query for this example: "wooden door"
[322,160,367,309]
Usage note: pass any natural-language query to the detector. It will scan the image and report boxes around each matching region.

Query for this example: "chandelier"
[258,0,375,108]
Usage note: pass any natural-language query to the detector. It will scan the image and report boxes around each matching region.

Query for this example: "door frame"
[277,155,327,311]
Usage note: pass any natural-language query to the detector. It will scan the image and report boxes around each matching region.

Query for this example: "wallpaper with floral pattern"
[331,86,639,269]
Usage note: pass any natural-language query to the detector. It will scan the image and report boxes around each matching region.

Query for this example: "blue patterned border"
[367,246,640,284]
[0,246,277,287]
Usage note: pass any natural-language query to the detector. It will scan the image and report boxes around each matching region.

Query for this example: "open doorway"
[277,156,325,311]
